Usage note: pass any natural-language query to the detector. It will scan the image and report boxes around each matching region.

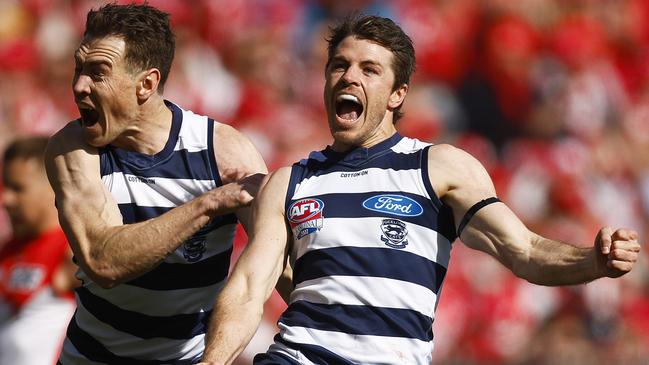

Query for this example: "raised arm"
[201,167,293,365]
[428,144,640,286]
[45,122,265,288]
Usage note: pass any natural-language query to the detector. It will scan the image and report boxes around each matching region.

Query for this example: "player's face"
[72,36,140,147]
[324,36,407,151]
[1,158,56,240]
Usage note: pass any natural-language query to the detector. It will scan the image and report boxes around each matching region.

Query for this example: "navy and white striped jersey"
[59,101,237,364]
[260,133,456,365]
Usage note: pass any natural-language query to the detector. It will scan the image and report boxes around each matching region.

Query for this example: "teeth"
[338,94,360,104]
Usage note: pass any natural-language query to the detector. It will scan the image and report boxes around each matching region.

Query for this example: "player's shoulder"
[427,142,494,194]
[428,143,482,167]
[212,122,267,174]
[45,120,90,157]
[48,120,82,143]
[213,121,249,144]
[258,166,293,204]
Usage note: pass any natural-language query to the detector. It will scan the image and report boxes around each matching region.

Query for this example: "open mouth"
[335,94,363,121]
[79,108,100,127]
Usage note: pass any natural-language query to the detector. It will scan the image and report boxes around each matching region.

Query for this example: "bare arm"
[429,144,640,286]
[201,167,293,365]
[45,122,265,288]
[215,125,294,302]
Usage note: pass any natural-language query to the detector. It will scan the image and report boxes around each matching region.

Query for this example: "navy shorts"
[253,352,301,365]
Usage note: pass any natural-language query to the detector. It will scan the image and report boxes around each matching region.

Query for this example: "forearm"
[202,286,266,364]
[512,234,601,286]
[63,194,213,287]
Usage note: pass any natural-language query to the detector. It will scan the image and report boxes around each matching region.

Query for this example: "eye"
[364,67,379,75]
[329,61,347,72]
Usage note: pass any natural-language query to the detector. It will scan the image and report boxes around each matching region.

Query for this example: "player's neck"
[111,97,173,155]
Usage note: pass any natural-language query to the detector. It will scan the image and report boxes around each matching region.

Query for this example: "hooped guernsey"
[257,133,457,365]
[58,101,237,364]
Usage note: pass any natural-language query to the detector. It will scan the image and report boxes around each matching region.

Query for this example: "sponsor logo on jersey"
[362,194,423,217]
[340,170,368,178]
[126,175,156,184]
[8,264,46,291]
[380,219,409,249]
[288,198,325,239]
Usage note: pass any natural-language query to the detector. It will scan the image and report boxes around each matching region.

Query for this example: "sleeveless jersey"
[262,134,457,365]
[59,101,237,364]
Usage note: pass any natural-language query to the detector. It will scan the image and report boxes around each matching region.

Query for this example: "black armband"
[457,197,501,237]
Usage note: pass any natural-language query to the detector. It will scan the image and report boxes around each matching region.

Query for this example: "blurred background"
[0,0,648,364]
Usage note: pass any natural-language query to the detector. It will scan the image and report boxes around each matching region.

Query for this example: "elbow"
[92,276,120,289]
[509,252,552,286]
[80,258,123,289]
[506,246,540,285]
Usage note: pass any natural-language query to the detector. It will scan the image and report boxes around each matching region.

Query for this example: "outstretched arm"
[45,121,266,288]
[428,144,640,285]
[201,167,293,365]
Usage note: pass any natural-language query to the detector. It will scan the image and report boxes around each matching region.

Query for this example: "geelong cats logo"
[380,219,409,249]
[183,224,211,262]
[288,198,325,239]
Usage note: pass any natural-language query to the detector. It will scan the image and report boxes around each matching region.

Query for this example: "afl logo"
[362,194,423,217]
[288,198,325,239]
[380,219,409,249]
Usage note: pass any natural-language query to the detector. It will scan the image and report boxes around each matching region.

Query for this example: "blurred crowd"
[1,0,648,364]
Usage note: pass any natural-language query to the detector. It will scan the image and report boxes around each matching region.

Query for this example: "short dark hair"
[3,136,49,166]
[84,3,176,90]
[326,15,416,122]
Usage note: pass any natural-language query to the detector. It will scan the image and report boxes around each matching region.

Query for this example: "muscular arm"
[45,122,265,288]
[202,168,292,365]
[429,144,640,286]
[215,125,294,302]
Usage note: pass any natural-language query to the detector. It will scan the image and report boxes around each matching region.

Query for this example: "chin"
[83,131,110,147]
[331,130,361,148]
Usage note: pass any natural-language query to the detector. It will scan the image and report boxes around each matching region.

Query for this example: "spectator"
[0,136,78,365]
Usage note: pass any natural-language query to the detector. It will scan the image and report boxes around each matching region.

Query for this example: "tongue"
[338,101,360,121]
[340,111,358,120]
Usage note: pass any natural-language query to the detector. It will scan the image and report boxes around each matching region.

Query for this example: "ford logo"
[362,194,423,217]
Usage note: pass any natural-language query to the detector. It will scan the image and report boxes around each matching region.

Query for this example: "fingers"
[221,168,247,184]
[597,227,613,254]
[611,228,639,241]
[604,230,641,277]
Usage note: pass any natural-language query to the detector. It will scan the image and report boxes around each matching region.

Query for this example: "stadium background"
[0,0,648,364]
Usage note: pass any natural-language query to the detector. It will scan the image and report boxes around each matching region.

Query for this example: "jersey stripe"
[76,287,209,339]
[279,300,433,340]
[276,325,433,365]
[298,149,422,177]
[291,276,437,317]
[72,308,205,359]
[272,336,355,365]
[103,173,217,207]
[292,217,452,269]
[125,246,232,290]
[85,280,223,316]
[292,246,446,294]
[63,317,200,364]
[101,150,216,180]
[293,167,428,199]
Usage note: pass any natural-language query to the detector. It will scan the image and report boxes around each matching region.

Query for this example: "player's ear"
[388,83,408,110]
[136,68,161,101]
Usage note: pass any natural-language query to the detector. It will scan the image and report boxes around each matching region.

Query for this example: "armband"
[457,197,501,237]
